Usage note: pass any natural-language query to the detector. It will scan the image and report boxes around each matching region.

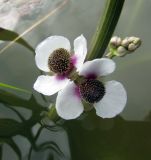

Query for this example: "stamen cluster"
[79,79,105,103]
[48,48,70,74]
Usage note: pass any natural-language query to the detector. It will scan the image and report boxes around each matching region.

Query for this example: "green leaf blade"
[0,82,31,94]
[0,28,34,53]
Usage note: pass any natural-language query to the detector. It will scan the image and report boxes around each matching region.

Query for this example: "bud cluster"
[106,36,141,58]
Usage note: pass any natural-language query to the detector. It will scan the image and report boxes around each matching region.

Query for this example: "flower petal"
[79,58,115,78]
[33,75,69,96]
[35,36,71,72]
[94,81,127,118]
[56,82,84,120]
[73,35,87,71]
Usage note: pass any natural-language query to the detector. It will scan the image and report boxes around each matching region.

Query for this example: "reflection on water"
[65,111,151,160]
[0,0,151,159]
[0,9,19,31]
[0,0,55,30]
[0,93,71,160]
[0,0,42,31]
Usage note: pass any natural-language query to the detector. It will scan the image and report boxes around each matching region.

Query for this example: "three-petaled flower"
[33,35,127,120]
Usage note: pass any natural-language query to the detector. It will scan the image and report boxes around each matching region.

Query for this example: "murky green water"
[0,0,151,159]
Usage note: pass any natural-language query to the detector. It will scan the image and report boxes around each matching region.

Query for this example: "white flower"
[33,35,87,96]
[33,35,127,120]
[56,58,127,120]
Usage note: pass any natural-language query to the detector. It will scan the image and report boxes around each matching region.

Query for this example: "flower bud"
[117,46,128,57]
[128,43,137,51]
[110,36,121,48]
[121,37,129,47]
[107,36,141,58]
[127,37,141,52]
[133,37,141,47]
[127,36,136,43]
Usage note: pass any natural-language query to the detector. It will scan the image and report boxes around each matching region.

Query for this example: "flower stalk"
[87,0,125,60]
[47,105,59,121]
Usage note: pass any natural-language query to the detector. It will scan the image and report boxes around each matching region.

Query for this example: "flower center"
[48,48,70,74]
[79,79,105,103]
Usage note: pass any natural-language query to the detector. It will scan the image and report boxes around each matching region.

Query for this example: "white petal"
[94,81,127,118]
[73,35,87,71]
[33,75,69,96]
[35,36,71,72]
[56,82,84,120]
[79,58,116,78]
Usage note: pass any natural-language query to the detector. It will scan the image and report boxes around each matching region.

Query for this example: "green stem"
[87,0,125,60]
[47,105,60,122]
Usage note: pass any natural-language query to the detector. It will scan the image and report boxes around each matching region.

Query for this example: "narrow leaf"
[0,89,46,111]
[0,82,31,94]
[0,28,34,52]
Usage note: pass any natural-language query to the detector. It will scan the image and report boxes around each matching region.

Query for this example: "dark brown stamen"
[48,48,70,74]
[79,79,105,103]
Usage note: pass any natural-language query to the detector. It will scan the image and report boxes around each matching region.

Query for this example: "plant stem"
[87,0,125,60]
